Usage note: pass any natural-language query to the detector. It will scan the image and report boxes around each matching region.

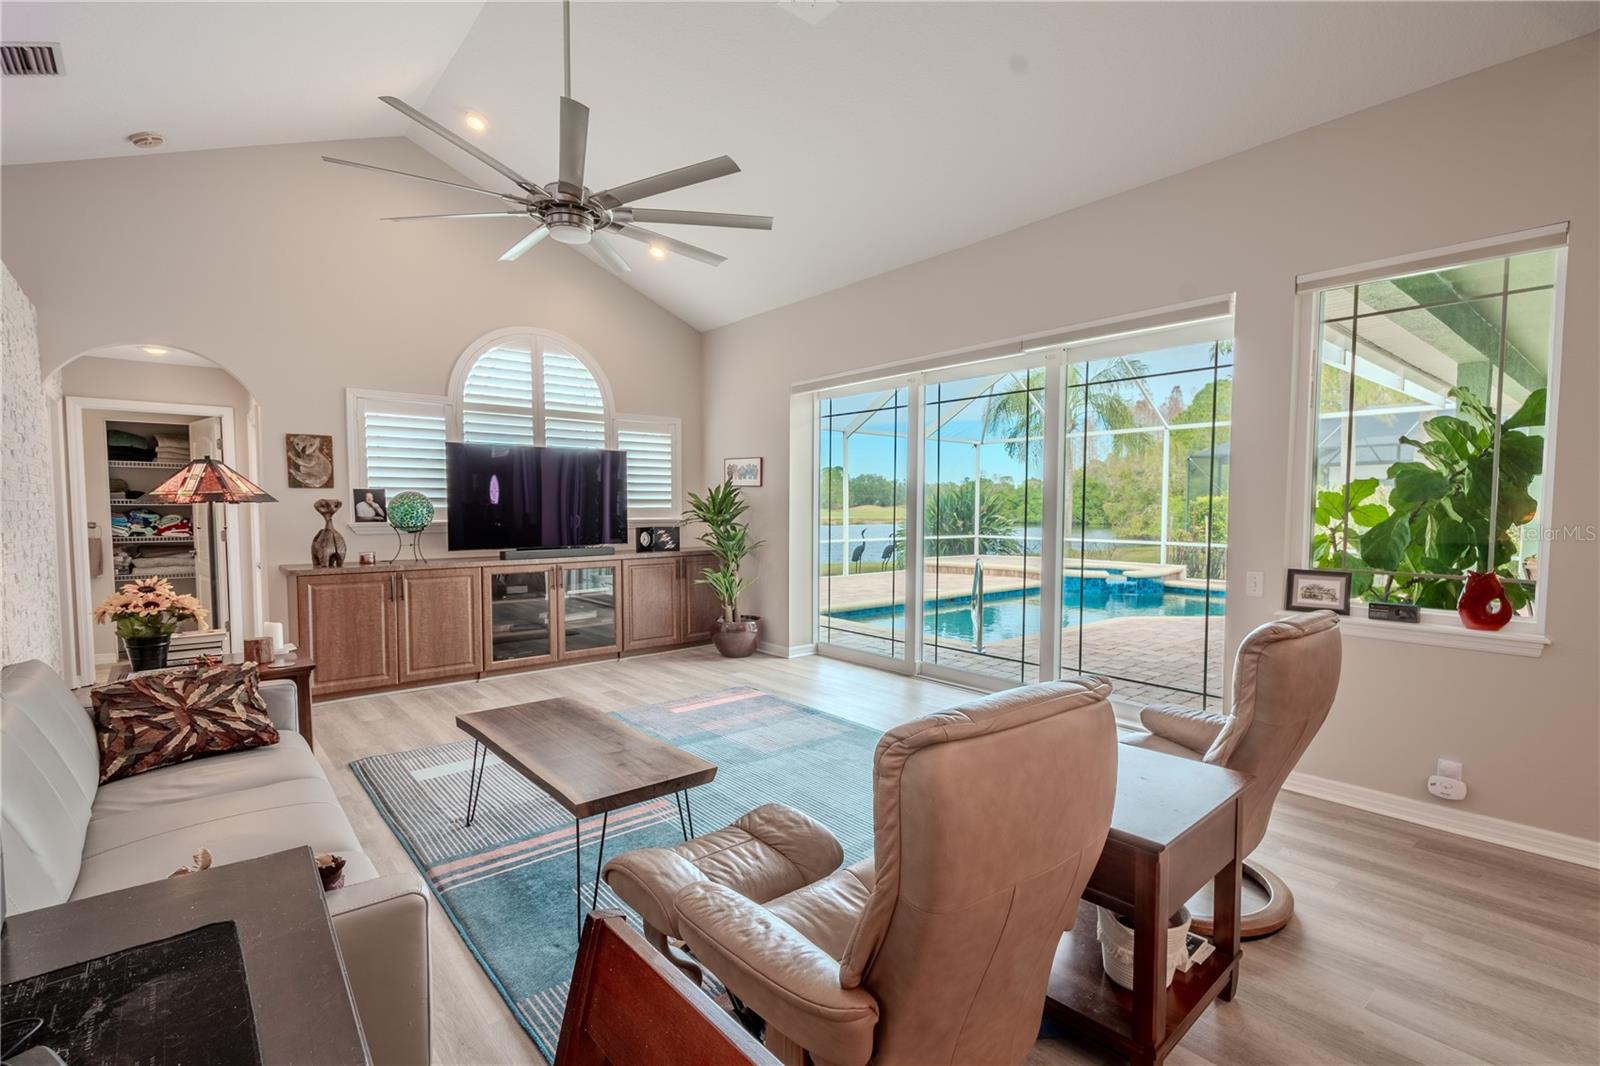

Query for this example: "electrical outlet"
[1246,571,1263,597]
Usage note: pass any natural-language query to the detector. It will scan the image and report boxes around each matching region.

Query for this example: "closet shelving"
[107,420,199,590]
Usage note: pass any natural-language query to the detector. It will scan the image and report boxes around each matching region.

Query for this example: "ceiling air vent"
[1,42,63,76]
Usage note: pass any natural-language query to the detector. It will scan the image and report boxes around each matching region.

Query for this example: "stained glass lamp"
[135,456,276,622]
[137,456,277,506]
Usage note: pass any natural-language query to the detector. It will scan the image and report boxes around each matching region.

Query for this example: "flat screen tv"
[445,442,628,551]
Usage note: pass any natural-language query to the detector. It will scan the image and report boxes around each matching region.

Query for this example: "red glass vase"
[1457,571,1512,631]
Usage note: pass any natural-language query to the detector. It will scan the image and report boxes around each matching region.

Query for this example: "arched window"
[452,329,613,448]
[349,327,678,524]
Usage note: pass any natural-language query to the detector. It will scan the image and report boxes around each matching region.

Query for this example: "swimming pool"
[826,571,1224,645]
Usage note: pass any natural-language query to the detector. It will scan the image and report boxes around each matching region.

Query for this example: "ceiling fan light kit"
[325,0,771,272]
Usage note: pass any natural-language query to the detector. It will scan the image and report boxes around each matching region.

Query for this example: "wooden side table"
[107,651,318,750]
[1044,744,1250,1066]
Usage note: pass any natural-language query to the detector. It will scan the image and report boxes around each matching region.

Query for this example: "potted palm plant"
[684,478,764,657]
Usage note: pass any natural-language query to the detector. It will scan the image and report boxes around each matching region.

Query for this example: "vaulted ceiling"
[4,2,1595,329]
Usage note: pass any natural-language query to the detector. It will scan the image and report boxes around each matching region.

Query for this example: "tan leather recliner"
[1122,609,1341,938]
[660,679,1118,1066]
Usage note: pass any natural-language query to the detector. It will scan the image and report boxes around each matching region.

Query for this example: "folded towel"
[108,445,158,463]
[107,429,154,450]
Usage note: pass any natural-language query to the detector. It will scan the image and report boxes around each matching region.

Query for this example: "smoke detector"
[127,131,165,150]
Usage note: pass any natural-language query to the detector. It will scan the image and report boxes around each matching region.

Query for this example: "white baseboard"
[94,651,118,664]
[1284,771,1600,870]
[759,642,816,659]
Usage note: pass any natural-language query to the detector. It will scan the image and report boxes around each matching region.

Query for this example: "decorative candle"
[261,621,285,656]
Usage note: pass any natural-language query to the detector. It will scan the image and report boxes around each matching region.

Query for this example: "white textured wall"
[701,36,1600,841]
[1,137,704,637]
[1,264,62,670]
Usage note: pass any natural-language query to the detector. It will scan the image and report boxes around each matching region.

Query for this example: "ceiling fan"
[322,0,771,272]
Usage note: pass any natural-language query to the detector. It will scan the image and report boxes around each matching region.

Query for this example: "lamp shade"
[135,456,277,504]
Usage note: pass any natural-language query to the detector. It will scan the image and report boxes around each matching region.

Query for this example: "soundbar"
[499,546,617,561]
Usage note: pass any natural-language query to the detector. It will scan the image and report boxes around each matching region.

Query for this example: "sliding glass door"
[1061,341,1231,708]
[816,387,910,661]
[812,321,1233,707]
[922,367,1045,685]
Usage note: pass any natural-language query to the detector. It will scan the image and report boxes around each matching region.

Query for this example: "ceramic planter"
[712,616,760,658]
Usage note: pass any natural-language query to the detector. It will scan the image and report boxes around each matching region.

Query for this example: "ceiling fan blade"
[322,156,518,202]
[379,95,545,195]
[618,208,773,231]
[592,156,740,208]
[499,226,551,262]
[586,233,631,274]
[558,96,589,194]
[382,211,531,221]
[612,223,726,266]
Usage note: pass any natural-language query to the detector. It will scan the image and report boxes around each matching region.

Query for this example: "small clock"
[636,525,680,552]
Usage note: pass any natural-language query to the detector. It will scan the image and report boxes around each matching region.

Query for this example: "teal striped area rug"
[350,687,879,1060]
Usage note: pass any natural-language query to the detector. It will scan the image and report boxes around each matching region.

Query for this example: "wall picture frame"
[1285,568,1351,615]
[724,457,763,487]
[285,433,334,489]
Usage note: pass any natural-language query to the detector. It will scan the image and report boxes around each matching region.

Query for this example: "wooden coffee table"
[457,698,718,935]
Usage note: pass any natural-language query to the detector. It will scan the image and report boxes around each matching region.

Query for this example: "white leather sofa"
[1,660,431,1065]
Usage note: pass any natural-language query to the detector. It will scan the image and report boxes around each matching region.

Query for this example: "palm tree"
[978,360,1148,551]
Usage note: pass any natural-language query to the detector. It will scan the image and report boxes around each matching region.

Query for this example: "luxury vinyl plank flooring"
[309,647,1600,1066]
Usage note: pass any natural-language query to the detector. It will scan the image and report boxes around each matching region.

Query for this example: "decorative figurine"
[311,498,347,568]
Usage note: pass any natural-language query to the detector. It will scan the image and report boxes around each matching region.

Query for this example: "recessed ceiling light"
[464,111,488,133]
[139,346,169,355]
[649,245,667,260]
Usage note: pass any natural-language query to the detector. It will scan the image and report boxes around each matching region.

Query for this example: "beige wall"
[2,136,703,633]
[701,36,1600,840]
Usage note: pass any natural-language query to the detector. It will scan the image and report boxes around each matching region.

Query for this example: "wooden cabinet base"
[290,552,717,699]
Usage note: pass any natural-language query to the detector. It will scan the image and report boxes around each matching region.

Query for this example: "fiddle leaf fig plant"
[1315,386,1545,610]
[684,478,765,622]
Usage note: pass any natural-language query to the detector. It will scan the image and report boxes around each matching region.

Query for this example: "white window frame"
[345,388,455,531]
[615,415,682,522]
[807,308,1237,709]
[1287,225,1568,656]
[447,326,616,448]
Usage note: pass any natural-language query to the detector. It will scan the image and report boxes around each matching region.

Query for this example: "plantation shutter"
[542,347,607,448]
[462,344,536,445]
[617,417,679,519]
[351,392,451,515]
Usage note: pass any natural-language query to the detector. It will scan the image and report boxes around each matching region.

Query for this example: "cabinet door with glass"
[481,563,558,672]
[555,561,623,661]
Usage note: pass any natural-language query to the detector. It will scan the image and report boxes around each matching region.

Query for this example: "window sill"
[1285,612,1549,657]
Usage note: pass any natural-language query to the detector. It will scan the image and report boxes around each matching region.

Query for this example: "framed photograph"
[352,487,388,523]
[1285,568,1351,615]
[724,457,763,487]
[285,433,334,489]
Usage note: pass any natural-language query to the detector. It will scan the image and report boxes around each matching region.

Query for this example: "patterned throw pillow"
[90,661,279,784]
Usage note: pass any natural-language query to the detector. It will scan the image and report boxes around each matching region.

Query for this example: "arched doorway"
[52,344,265,685]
